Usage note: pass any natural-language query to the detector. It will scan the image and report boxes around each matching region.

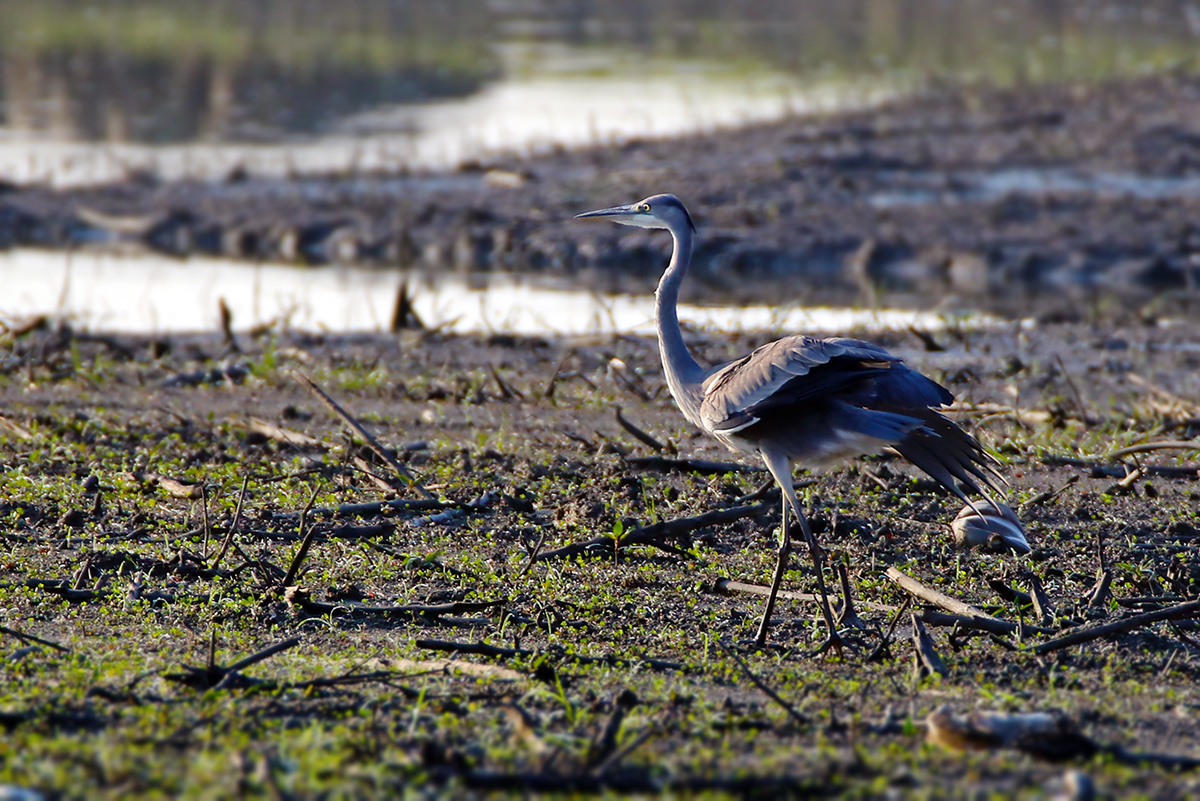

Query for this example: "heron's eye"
[637,203,651,213]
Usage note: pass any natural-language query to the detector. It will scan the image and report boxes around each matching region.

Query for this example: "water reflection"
[0,2,495,142]
[3,248,986,336]
[1,0,1198,184]
[1,58,832,186]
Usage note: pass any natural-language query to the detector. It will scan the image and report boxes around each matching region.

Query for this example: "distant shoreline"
[3,75,1199,320]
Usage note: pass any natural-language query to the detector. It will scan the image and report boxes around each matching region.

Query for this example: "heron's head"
[574,193,696,234]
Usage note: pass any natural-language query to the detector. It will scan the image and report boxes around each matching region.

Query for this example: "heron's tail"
[893,409,1005,508]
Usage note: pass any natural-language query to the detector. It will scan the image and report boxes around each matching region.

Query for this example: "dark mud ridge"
[4,75,1200,318]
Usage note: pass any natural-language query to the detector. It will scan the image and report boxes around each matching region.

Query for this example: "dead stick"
[416,639,684,672]
[294,371,433,499]
[418,639,529,659]
[887,566,998,619]
[0,624,70,653]
[911,614,948,677]
[271,497,451,520]
[488,363,523,400]
[246,417,324,449]
[624,456,764,475]
[627,503,769,542]
[536,503,771,562]
[1126,372,1200,412]
[282,484,322,587]
[225,636,302,674]
[1030,600,1200,655]
[615,407,667,452]
[718,641,808,727]
[288,590,500,619]
[1115,467,1144,489]
[1019,474,1079,510]
[199,484,212,561]
[713,577,897,613]
[920,610,1054,637]
[352,455,401,492]
[1040,453,1199,478]
[544,350,575,399]
[26,579,99,603]
[866,596,911,662]
[520,530,548,577]
[1108,440,1200,460]
[1029,575,1054,626]
[591,725,660,777]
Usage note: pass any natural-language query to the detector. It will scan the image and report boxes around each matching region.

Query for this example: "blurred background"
[3,0,1200,333]
[4,0,1198,182]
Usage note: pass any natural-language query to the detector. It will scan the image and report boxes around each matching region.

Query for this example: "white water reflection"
[0,54,889,188]
[3,249,986,336]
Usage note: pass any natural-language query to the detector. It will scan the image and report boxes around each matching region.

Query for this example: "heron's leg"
[755,453,841,649]
[791,502,842,650]
[751,492,791,647]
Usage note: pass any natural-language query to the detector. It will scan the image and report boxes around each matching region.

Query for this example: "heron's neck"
[656,226,706,422]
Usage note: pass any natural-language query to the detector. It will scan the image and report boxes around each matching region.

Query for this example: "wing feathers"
[892,411,1005,501]
[699,335,1002,503]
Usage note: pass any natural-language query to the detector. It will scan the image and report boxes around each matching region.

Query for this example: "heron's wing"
[699,335,1004,499]
[699,336,933,431]
[892,409,1005,501]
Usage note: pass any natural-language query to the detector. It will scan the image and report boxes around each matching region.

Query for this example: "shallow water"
[0,63,863,187]
[4,249,989,336]
[2,0,1198,186]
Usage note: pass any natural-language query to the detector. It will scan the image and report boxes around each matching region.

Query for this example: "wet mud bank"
[4,75,1200,318]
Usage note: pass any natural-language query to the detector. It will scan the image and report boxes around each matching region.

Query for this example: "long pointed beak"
[574,204,636,221]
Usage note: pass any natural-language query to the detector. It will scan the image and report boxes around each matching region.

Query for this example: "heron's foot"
[809,628,865,658]
[833,563,868,630]
[834,598,869,630]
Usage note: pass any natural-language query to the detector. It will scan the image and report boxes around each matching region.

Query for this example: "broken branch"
[1030,599,1200,655]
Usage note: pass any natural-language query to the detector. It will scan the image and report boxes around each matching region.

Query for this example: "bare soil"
[1,316,1199,798]
[3,71,1200,799]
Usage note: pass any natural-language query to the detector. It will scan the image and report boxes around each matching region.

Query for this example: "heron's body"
[697,334,995,491]
[576,193,1002,649]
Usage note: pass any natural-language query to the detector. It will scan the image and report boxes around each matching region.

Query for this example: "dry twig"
[534,503,771,562]
[282,484,322,587]
[1030,599,1200,655]
[712,577,897,613]
[624,456,763,475]
[294,371,433,498]
[911,613,948,678]
[287,590,502,622]
[887,567,1049,637]
[614,407,668,452]
[0,623,70,653]
[718,641,808,726]
[165,636,303,691]
[416,639,684,673]
[1108,440,1200,460]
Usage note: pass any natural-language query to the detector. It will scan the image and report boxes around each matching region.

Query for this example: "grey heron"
[575,193,1003,651]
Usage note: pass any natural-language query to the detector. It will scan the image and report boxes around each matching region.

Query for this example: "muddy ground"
[2,74,1200,798]
[1,315,1199,798]
[3,74,1200,319]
